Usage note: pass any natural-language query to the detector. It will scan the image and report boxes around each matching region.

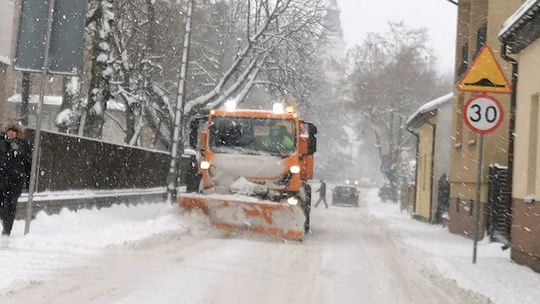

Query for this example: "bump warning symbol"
[457,45,512,94]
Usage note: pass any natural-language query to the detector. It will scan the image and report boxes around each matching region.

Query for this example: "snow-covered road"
[0,196,488,304]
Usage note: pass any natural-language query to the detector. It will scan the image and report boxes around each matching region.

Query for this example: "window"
[455,95,464,147]
[209,117,296,156]
[527,94,539,195]
[457,42,469,78]
[475,23,487,56]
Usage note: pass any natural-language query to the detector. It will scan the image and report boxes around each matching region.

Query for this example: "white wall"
[431,101,453,218]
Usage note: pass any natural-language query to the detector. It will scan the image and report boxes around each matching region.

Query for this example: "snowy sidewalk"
[364,189,540,304]
[0,203,191,292]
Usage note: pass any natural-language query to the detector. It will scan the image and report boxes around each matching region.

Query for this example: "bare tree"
[347,22,449,201]
[184,0,326,115]
[54,0,326,150]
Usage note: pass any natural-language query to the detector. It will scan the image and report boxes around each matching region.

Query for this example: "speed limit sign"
[463,95,504,134]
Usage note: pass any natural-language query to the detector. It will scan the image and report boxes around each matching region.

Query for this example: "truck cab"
[180,103,317,239]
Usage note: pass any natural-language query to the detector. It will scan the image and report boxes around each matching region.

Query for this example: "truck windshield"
[209,117,296,156]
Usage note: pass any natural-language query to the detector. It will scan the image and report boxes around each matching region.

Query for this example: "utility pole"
[167,0,194,202]
[24,0,56,235]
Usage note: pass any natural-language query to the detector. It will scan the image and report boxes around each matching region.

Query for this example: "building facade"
[0,0,20,125]
[407,94,453,223]
[499,0,540,272]
[0,1,127,145]
[448,0,521,238]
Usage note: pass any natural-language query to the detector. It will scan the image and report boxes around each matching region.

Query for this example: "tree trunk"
[84,0,115,139]
[19,72,31,125]
[58,76,81,134]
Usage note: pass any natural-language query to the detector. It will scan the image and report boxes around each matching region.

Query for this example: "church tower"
[321,0,345,84]
[323,0,345,63]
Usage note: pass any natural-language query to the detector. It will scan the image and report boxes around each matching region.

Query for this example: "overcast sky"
[337,0,458,74]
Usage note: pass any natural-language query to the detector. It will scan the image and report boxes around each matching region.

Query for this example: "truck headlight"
[273,103,284,114]
[224,99,237,112]
[287,197,299,206]
[200,161,211,170]
[289,165,300,174]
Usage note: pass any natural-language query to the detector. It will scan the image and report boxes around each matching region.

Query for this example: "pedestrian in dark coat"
[0,126,9,219]
[314,179,328,208]
[1,121,32,236]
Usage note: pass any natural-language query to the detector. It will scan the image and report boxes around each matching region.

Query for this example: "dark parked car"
[332,186,360,207]
[378,184,393,201]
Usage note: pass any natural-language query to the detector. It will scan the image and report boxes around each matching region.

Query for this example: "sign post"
[457,44,511,264]
[463,95,504,263]
[15,0,88,234]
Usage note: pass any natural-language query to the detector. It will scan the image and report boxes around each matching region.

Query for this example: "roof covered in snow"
[8,94,126,112]
[8,94,62,106]
[406,93,453,129]
[499,0,540,52]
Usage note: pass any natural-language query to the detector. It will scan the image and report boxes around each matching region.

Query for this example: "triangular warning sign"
[457,45,512,94]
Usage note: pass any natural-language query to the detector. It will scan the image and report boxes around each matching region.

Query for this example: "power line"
[444,0,458,5]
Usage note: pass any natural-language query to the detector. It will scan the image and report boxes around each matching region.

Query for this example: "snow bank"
[0,202,192,291]
[229,176,267,195]
[365,189,540,304]
[0,55,11,66]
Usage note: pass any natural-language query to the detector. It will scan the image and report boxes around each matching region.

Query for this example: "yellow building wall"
[513,39,540,199]
[415,122,435,221]
[450,0,521,196]
[449,0,521,236]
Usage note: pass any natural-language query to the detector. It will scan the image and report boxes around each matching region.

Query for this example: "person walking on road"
[0,121,32,236]
[314,179,328,208]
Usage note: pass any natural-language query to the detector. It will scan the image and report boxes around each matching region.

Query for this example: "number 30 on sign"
[463,95,504,134]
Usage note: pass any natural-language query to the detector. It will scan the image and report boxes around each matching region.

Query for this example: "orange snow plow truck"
[178,103,317,240]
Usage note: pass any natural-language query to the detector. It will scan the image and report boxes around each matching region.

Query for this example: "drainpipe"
[500,42,518,240]
[424,119,437,223]
[443,0,458,6]
[406,126,420,214]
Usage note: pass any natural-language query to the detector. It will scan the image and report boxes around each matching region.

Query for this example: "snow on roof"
[107,100,126,111]
[499,0,540,39]
[0,55,11,66]
[406,93,453,128]
[8,94,63,106]
[8,94,126,112]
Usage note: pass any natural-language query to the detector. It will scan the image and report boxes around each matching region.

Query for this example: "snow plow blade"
[178,193,306,241]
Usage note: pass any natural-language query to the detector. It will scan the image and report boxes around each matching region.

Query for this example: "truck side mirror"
[300,121,317,155]
[189,116,207,149]
[307,123,317,155]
